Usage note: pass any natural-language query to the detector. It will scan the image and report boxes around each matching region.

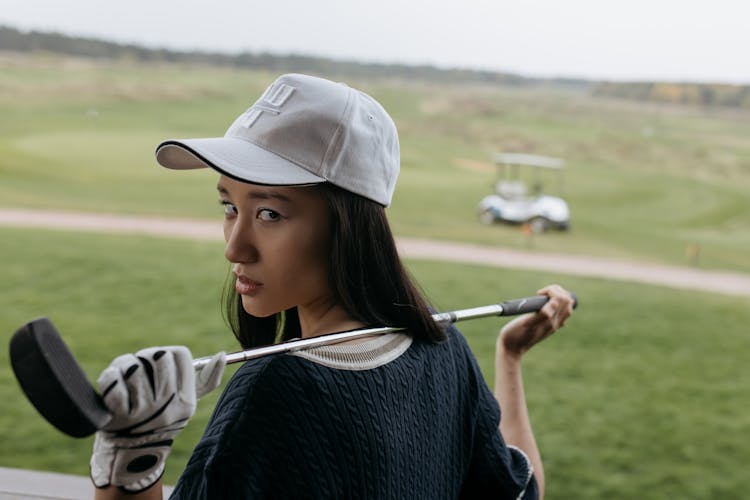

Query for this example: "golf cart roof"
[494,153,565,169]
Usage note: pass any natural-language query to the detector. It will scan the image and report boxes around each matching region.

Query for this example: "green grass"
[1,53,749,272]
[1,226,748,499]
[1,53,749,498]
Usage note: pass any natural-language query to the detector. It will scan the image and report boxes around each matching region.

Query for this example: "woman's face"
[217,175,333,319]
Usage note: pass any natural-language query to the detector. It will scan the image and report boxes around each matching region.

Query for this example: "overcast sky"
[2,0,749,84]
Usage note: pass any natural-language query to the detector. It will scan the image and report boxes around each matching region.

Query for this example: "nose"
[223,217,258,264]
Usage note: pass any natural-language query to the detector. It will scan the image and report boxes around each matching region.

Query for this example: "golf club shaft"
[194,293,576,369]
[9,292,577,438]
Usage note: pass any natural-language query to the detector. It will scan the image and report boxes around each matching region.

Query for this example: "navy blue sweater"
[170,328,537,499]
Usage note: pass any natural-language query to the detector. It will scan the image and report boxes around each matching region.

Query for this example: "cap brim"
[155,137,326,186]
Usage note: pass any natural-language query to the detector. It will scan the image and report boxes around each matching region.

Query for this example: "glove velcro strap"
[91,435,174,493]
[114,441,171,493]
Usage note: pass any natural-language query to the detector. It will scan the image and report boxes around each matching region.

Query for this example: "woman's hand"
[497,284,574,360]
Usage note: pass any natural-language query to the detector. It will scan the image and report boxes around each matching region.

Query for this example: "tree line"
[3,25,748,108]
[0,25,586,88]
[592,81,750,109]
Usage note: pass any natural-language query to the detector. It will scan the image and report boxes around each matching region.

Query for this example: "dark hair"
[222,183,446,349]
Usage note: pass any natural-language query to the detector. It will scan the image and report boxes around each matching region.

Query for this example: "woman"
[90,73,574,499]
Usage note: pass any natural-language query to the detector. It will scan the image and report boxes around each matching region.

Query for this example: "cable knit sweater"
[170,327,537,499]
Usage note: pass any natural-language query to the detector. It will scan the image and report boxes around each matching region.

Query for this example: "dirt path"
[2,208,749,297]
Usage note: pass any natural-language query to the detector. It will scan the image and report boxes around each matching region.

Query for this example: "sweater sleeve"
[170,354,359,499]
[168,355,284,499]
[450,326,539,500]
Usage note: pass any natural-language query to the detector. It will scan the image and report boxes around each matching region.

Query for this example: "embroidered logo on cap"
[235,83,296,130]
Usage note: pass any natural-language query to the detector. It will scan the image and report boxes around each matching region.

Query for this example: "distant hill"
[592,81,750,109]
[0,25,588,89]
[3,25,749,108]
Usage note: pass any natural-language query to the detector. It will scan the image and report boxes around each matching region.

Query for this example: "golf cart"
[477,153,570,233]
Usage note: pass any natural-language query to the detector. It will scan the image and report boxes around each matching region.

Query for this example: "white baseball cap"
[155,73,400,206]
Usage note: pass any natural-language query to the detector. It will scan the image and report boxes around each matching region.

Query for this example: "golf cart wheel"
[529,217,551,233]
[479,209,496,225]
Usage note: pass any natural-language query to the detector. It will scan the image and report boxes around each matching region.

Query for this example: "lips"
[234,272,263,295]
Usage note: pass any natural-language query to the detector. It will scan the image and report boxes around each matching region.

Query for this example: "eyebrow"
[216,184,293,203]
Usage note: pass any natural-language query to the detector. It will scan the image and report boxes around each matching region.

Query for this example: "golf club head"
[9,317,111,438]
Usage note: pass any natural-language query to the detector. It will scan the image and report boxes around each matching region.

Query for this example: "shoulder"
[222,354,290,394]
[422,323,483,374]
[214,353,308,418]
[173,354,313,495]
[435,325,499,420]
[187,353,312,456]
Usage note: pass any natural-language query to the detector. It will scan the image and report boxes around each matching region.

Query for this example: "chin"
[241,297,281,318]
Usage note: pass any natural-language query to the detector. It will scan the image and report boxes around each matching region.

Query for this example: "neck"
[297,298,365,338]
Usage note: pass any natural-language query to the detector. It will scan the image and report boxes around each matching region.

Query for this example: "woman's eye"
[220,201,237,217]
[257,209,281,222]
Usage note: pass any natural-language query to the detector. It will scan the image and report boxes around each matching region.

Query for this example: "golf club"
[10,293,577,438]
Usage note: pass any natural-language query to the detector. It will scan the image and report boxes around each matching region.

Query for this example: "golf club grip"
[499,292,578,316]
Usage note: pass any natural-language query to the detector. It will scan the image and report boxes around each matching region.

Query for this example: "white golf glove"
[90,346,226,493]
